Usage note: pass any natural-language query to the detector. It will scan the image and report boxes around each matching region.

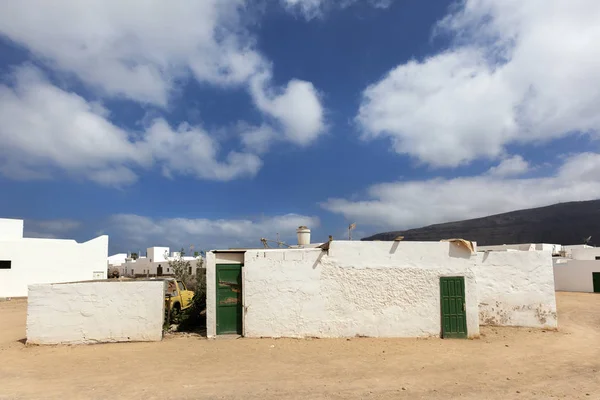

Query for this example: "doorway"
[593,272,600,293]
[440,277,468,338]
[216,264,243,335]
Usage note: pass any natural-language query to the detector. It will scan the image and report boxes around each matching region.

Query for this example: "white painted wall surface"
[475,251,557,328]
[27,281,165,344]
[563,245,592,258]
[0,235,109,298]
[147,247,170,263]
[554,260,600,292]
[240,241,480,339]
[478,244,535,252]
[107,253,127,267]
[570,247,600,260]
[477,243,560,253]
[0,219,23,240]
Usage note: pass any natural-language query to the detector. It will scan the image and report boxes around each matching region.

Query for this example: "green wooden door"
[593,273,600,293]
[440,277,468,339]
[216,264,243,335]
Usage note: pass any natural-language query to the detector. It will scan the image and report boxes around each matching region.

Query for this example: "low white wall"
[241,241,480,339]
[475,251,557,328]
[27,280,165,344]
[0,235,109,297]
[554,260,600,292]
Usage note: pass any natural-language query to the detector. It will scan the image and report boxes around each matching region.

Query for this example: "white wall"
[147,246,170,263]
[0,218,23,240]
[478,244,535,252]
[107,253,127,267]
[27,281,165,344]
[0,235,109,297]
[554,260,600,292]
[475,250,557,328]
[477,243,560,253]
[570,247,600,260]
[244,243,480,339]
[563,245,592,258]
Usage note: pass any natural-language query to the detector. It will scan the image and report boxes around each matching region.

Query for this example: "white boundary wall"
[554,260,600,292]
[475,251,557,328]
[27,281,165,344]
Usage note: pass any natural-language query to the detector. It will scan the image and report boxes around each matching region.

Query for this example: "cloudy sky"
[1,0,600,253]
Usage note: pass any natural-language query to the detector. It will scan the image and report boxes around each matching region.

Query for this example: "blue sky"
[1,0,600,254]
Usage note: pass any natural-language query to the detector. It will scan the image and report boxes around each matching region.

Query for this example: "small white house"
[553,245,600,293]
[0,218,109,298]
[206,230,557,339]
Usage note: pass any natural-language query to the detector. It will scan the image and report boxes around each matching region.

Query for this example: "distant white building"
[107,253,127,266]
[109,246,199,277]
[475,242,600,293]
[0,218,109,298]
[553,245,600,293]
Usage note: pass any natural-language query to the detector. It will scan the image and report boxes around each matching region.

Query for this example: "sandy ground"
[0,293,599,400]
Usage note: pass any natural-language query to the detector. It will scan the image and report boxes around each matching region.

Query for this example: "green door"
[440,277,468,339]
[216,264,243,335]
[593,273,600,293]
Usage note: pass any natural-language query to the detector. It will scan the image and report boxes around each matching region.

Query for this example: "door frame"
[440,276,468,339]
[215,263,243,335]
[593,272,600,293]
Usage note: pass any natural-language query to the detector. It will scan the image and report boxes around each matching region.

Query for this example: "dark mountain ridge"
[362,200,600,246]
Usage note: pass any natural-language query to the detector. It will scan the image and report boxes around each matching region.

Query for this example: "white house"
[110,246,199,277]
[0,218,109,298]
[553,245,600,293]
[206,229,557,339]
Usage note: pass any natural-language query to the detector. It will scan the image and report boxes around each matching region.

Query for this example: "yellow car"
[163,278,194,318]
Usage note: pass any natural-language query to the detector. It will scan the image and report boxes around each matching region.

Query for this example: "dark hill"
[362,200,600,246]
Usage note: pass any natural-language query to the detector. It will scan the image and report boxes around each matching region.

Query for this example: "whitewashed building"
[206,229,557,339]
[553,246,600,293]
[110,246,198,277]
[0,218,108,298]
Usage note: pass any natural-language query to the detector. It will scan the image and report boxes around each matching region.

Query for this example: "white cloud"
[486,155,530,177]
[250,75,326,146]
[0,66,261,185]
[239,124,277,154]
[0,1,327,181]
[107,213,321,251]
[0,0,258,105]
[322,152,600,230]
[357,0,600,167]
[280,0,394,19]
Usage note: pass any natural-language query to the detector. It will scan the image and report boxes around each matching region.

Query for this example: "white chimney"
[297,226,311,246]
